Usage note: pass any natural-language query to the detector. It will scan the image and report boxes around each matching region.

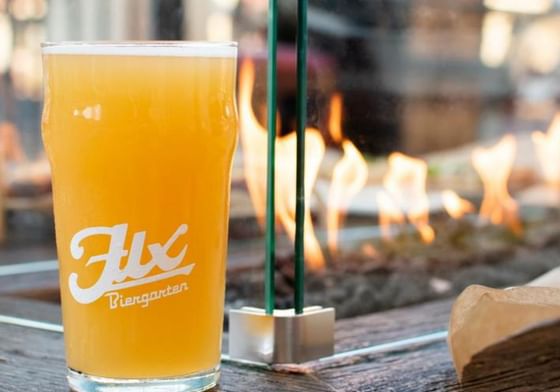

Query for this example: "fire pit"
[223,59,560,320]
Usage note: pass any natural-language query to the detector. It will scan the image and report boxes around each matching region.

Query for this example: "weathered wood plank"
[3,296,560,390]
[0,270,59,300]
[6,318,560,391]
[0,323,329,392]
[0,297,61,324]
[333,299,451,351]
[461,319,560,391]
[220,366,332,392]
[0,246,57,266]
[0,296,451,391]
[314,340,456,391]
[314,319,560,391]
[0,324,67,392]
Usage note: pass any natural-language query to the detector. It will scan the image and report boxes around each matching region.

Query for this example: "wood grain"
[2,291,559,390]
[0,295,451,391]
[0,270,59,300]
[0,322,329,392]
[6,313,560,391]
[0,323,67,392]
[461,319,560,391]
[333,299,451,351]
[0,296,61,324]
[314,340,456,391]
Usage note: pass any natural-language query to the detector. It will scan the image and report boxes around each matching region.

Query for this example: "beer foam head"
[42,41,238,58]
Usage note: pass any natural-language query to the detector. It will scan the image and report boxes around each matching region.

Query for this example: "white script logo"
[69,223,195,306]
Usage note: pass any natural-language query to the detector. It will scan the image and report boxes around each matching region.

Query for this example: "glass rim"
[41,41,238,57]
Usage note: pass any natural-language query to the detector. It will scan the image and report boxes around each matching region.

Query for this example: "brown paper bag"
[448,284,560,381]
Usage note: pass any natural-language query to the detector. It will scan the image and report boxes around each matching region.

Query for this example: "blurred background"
[2,0,560,317]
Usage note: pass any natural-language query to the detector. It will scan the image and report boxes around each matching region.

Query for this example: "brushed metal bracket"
[228,306,335,364]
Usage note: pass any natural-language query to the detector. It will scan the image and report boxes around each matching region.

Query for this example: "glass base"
[67,366,219,392]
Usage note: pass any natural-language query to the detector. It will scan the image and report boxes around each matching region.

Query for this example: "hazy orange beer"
[41,42,238,391]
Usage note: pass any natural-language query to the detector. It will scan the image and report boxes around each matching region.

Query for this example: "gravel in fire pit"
[226,207,560,319]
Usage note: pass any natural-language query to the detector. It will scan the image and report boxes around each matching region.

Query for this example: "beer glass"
[41,42,238,391]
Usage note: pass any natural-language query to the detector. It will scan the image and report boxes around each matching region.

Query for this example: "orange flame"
[361,243,378,258]
[326,93,369,254]
[532,113,560,186]
[377,153,435,243]
[471,135,522,234]
[328,93,343,143]
[238,59,325,269]
[275,130,326,270]
[327,143,368,255]
[442,190,475,219]
[376,190,405,240]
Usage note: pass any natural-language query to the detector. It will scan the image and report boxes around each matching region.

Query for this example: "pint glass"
[41,42,238,391]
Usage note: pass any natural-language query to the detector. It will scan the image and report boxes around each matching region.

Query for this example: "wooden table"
[2,269,560,391]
